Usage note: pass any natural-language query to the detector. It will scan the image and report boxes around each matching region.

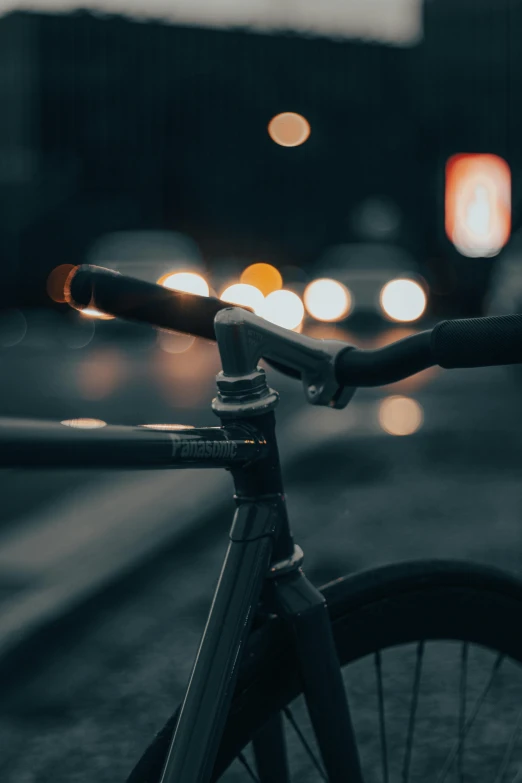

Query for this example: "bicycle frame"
[1,305,367,782]
[157,307,364,782]
[156,407,364,783]
[0,420,265,469]
[36,263,522,781]
[2,410,364,782]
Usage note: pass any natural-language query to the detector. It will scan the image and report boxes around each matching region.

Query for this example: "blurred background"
[0,1,522,780]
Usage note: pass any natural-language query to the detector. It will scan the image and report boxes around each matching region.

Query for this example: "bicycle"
[3,264,522,782]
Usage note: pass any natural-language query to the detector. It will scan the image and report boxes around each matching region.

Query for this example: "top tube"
[0,420,266,469]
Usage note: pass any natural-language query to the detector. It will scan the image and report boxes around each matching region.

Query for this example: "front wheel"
[128,560,522,782]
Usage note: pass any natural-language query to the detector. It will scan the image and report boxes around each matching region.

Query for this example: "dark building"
[0,4,519,310]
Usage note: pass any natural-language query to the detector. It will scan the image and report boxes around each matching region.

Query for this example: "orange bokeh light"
[240,263,283,297]
[46,264,76,303]
[445,154,511,257]
[268,113,311,147]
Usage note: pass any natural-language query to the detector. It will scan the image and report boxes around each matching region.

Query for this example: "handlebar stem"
[212,307,356,414]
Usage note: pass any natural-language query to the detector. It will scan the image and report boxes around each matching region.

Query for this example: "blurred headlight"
[260,290,304,331]
[158,272,209,297]
[304,278,352,322]
[220,283,265,314]
[379,279,426,323]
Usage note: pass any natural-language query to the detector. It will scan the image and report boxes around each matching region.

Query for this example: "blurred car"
[303,243,429,329]
[486,248,522,316]
[80,230,208,343]
[87,230,204,283]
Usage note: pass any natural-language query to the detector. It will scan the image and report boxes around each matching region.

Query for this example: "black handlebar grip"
[431,314,522,369]
[334,331,434,387]
[65,265,232,340]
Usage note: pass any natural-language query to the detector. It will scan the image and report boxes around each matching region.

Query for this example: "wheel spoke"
[458,642,469,783]
[238,751,261,782]
[493,705,522,783]
[402,640,424,783]
[283,705,328,781]
[437,653,505,783]
[375,650,389,783]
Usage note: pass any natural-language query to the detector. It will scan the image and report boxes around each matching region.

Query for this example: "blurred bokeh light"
[139,424,195,430]
[445,154,511,258]
[156,330,195,354]
[268,112,311,147]
[62,317,96,350]
[61,418,107,429]
[158,272,210,296]
[240,263,283,296]
[379,279,426,322]
[0,310,27,348]
[76,349,128,400]
[80,307,115,320]
[353,197,402,241]
[260,290,304,330]
[304,278,352,322]
[220,283,265,313]
[378,395,423,436]
[46,264,76,304]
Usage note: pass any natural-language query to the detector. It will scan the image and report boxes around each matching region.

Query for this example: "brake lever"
[213,307,356,409]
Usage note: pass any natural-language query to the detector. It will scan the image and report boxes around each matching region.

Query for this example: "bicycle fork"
[261,567,365,783]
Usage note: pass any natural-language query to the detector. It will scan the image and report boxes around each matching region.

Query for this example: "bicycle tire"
[127,559,522,782]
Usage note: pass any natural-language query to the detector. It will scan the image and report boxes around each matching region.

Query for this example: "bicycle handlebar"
[66,265,232,340]
[335,314,522,387]
[66,265,522,395]
[334,332,434,388]
[431,314,522,369]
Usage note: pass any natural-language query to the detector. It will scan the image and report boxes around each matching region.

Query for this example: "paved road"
[0,334,521,781]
